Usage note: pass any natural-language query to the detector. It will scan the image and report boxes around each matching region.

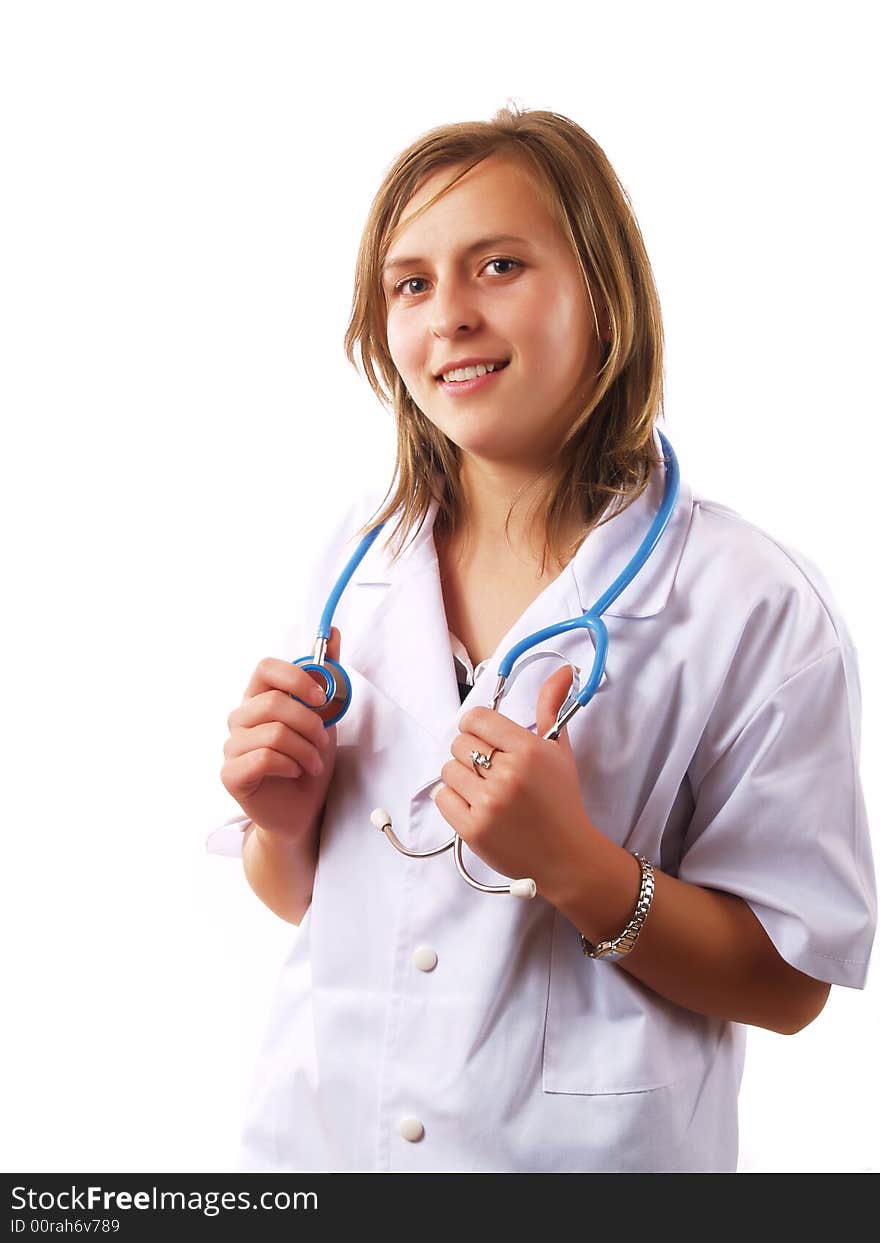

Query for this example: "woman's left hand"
[433,665,600,901]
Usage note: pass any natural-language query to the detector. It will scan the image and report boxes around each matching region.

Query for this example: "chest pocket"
[543,911,715,1095]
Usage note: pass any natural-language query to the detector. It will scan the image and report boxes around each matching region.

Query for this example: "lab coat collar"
[344,427,693,744]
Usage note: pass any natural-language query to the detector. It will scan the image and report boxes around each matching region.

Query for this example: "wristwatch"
[579,852,655,960]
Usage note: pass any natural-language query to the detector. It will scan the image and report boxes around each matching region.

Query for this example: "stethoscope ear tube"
[370,808,537,898]
[453,835,536,898]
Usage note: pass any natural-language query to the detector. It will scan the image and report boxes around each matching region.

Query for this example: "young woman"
[209,105,876,1172]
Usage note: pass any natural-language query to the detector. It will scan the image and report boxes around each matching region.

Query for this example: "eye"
[484,258,520,279]
[392,257,522,299]
[395,276,429,298]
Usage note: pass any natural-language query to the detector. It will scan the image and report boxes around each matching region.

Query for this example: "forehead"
[385,157,564,265]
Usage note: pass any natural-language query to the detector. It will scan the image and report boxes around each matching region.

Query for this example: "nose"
[430,275,481,338]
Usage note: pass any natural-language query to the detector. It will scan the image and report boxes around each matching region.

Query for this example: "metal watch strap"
[579,852,655,960]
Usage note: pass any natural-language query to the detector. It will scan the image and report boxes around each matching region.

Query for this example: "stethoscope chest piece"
[289,655,352,728]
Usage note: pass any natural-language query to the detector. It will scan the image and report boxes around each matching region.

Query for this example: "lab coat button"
[412,944,438,972]
[398,1117,425,1143]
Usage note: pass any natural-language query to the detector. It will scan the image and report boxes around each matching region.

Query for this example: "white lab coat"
[207,428,876,1173]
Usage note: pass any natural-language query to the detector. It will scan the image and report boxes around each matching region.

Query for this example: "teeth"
[441,362,501,383]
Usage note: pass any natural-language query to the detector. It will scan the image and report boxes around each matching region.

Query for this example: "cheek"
[543,278,589,335]
[386,312,421,379]
[542,293,597,380]
[507,282,584,363]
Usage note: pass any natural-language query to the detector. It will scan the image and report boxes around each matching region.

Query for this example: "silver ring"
[470,748,495,776]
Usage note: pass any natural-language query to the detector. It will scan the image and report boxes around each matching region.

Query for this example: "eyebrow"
[382,233,534,276]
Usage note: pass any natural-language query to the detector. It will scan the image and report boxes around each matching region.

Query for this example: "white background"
[1,0,876,1174]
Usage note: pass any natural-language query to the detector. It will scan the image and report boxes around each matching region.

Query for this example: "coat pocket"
[543,912,713,1095]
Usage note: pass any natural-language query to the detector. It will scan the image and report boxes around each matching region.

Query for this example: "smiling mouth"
[435,360,510,383]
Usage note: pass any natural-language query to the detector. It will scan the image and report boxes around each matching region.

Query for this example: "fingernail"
[311,684,326,703]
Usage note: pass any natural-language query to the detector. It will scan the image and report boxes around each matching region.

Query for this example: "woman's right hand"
[220,627,342,840]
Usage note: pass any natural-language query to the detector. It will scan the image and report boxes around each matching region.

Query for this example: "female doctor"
[209,106,876,1173]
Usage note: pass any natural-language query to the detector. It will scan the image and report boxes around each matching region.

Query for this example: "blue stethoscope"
[291,431,679,899]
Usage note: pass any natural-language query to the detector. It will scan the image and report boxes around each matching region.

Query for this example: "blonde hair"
[343,102,666,573]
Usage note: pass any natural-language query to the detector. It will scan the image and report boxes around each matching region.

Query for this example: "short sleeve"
[678,645,876,988]
[206,811,253,858]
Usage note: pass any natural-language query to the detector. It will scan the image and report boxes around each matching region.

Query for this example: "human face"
[382,156,603,471]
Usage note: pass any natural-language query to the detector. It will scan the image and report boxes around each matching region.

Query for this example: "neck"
[441,454,582,573]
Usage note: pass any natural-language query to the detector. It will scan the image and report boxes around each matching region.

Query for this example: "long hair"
[342,102,666,572]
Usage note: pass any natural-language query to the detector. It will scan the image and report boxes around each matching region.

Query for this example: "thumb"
[325,626,342,664]
[536,663,579,750]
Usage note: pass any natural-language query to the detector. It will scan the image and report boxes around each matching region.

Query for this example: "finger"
[243,656,327,708]
[432,780,472,833]
[457,705,527,752]
[229,688,329,754]
[305,627,347,719]
[325,626,342,663]
[222,747,305,789]
[224,720,326,778]
[450,732,506,774]
[536,663,580,744]
[441,749,488,804]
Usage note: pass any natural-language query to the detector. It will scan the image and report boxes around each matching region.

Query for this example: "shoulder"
[677,490,853,667]
[674,493,866,822]
[309,485,392,574]
[268,484,391,656]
